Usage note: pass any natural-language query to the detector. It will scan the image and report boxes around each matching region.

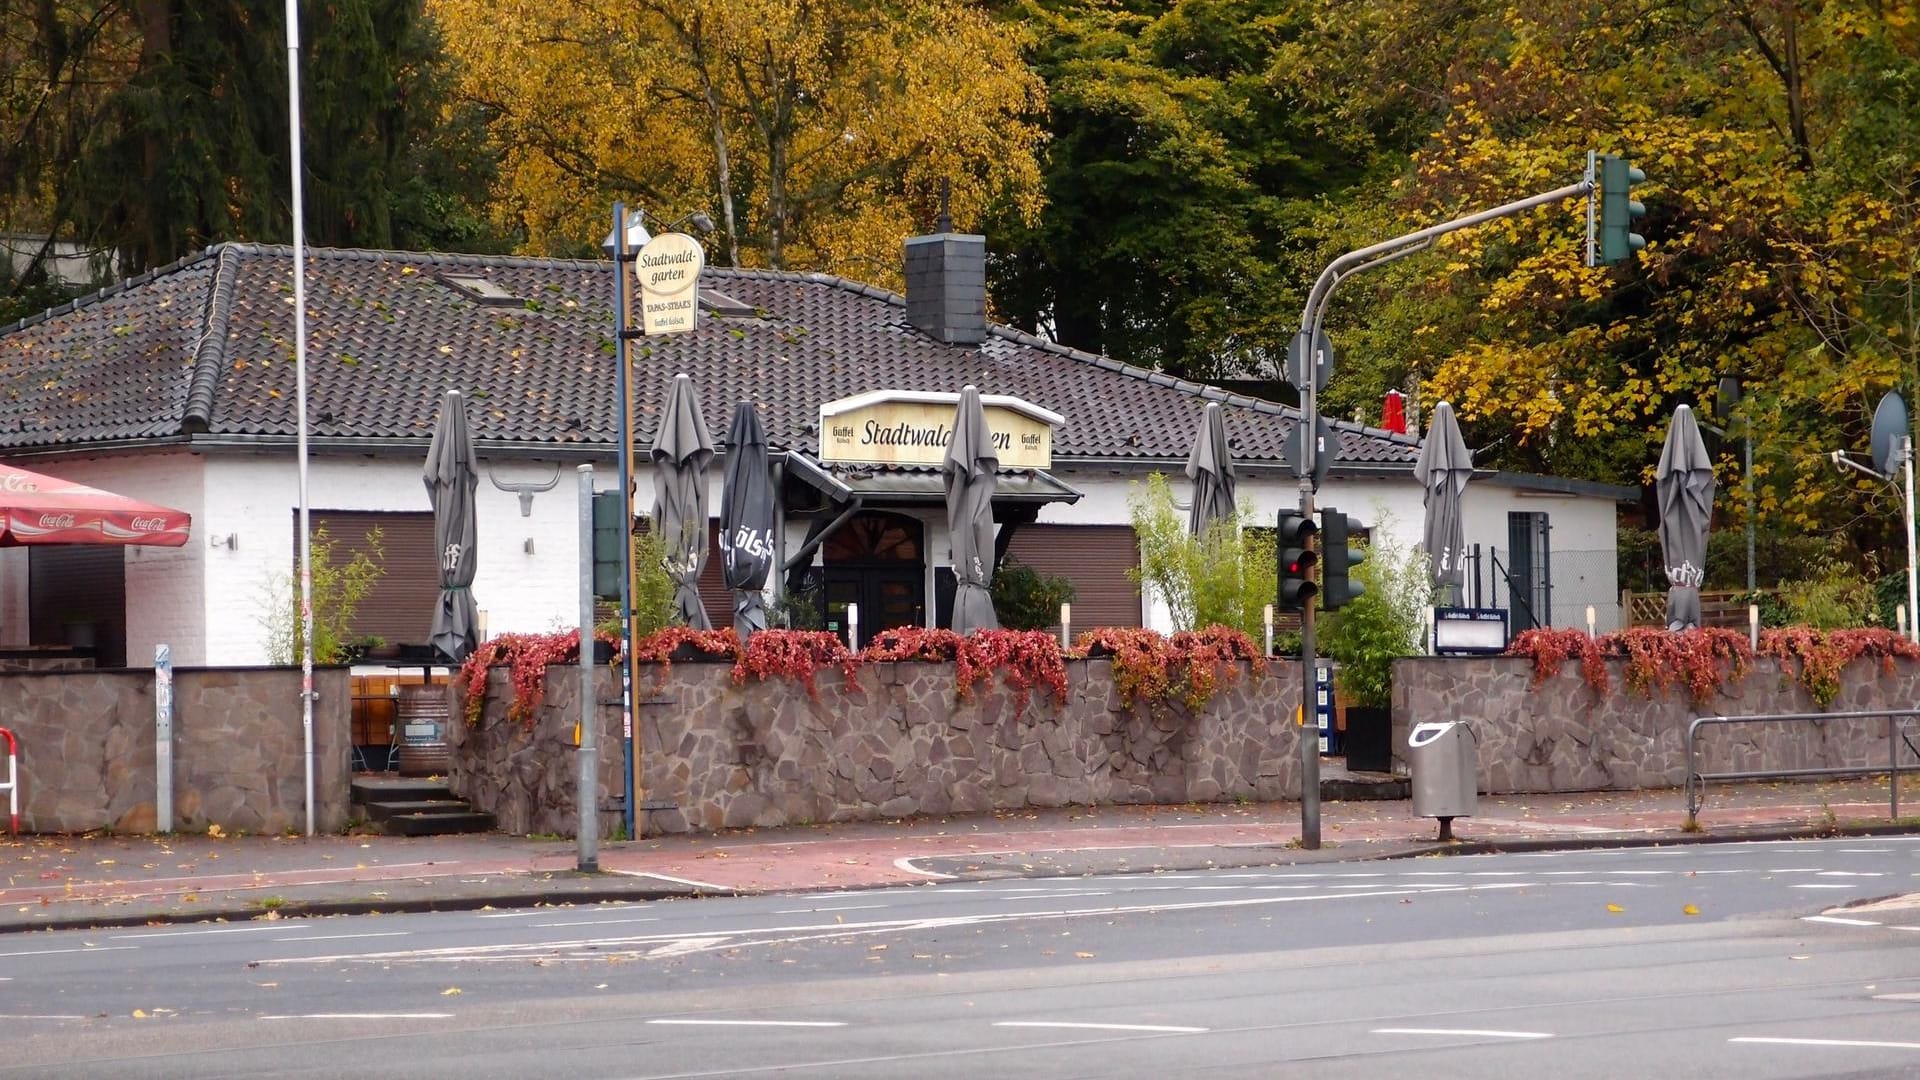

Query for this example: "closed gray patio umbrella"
[1414,401,1474,606]
[652,373,715,630]
[720,401,774,642]
[424,389,479,662]
[945,385,1000,636]
[1185,401,1237,536]
[1656,404,1716,631]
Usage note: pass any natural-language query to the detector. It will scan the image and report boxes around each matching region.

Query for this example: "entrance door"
[1505,511,1551,631]
[822,511,926,647]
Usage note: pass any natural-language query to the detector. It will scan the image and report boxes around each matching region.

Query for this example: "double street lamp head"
[602,209,717,257]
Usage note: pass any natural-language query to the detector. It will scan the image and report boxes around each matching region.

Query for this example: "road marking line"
[260,883,1534,965]
[0,945,138,958]
[1801,915,1882,927]
[532,917,661,928]
[893,856,954,880]
[1606,870,1671,876]
[114,924,313,940]
[1893,926,1920,932]
[1731,1037,1920,1050]
[0,1014,88,1020]
[1841,848,1894,853]
[649,938,729,958]
[1790,884,1858,890]
[611,870,730,891]
[1872,993,1920,1001]
[773,904,887,914]
[1373,1028,1553,1040]
[276,931,411,942]
[647,1019,847,1027]
[260,1013,453,1020]
[1816,871,1885,877]
[995,1021,1208,1034]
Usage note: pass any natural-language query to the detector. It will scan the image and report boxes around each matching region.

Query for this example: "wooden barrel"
[395,683,451,777]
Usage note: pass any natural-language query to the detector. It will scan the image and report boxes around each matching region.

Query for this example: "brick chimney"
[904,193,987,346]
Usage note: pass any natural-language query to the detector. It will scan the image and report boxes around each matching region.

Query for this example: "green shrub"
[1320,518,1431,708]
[1127,472,1271,641]
[263,527,386,665]
[992,557,1076,631]
[630,529,678,634]
[1777,559,1874,629]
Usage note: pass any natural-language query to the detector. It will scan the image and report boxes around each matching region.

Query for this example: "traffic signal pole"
[1292,173,1600,849]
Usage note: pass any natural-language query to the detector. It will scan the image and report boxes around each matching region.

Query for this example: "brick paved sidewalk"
[2,776,1914,933]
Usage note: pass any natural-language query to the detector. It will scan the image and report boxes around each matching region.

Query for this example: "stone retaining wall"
[449,659,1301,838]
[1391,656,1917,793]
[1,667,352,833]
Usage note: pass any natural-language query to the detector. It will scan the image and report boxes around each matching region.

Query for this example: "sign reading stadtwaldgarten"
[636,232,705,336]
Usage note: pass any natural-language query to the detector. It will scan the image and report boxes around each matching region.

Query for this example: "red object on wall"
[1381,391,1407,434]
[0,464,191,546]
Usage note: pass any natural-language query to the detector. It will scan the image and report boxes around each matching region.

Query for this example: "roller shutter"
[634,519,728,630]
[29,546,126,667]
[306,511,437,649]
[1003,525,1142,629]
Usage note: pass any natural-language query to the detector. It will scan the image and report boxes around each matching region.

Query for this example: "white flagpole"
[286,0,316,837]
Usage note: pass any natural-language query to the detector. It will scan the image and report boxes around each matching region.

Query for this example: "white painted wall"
[12,452,209,666]
[8,449,1623,666]
[200,452,601,665]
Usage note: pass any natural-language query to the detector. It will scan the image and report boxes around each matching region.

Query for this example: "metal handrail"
[0,727,17,834]
[1684,709,1919,826]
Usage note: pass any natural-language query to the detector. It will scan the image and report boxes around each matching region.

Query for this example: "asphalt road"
[3,836,1920,1079]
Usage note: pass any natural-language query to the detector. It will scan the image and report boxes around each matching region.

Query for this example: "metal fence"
[1474,546,1620,633]
[1684,709,1919,826]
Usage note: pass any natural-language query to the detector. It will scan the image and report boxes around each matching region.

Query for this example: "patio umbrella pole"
[285,0,316,837]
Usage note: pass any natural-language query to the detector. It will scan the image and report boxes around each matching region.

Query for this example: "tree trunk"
[135,0,173,270]
[700,74,740,267]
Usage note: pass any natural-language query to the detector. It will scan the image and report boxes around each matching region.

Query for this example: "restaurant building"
[0,230,1630,667]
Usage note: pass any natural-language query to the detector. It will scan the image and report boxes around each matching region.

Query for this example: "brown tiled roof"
[0,243,1420,468]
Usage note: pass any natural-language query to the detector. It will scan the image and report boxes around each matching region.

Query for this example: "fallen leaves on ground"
[441,987,462,996]
[1683,904,1700,916]
[1607,903,1625,914]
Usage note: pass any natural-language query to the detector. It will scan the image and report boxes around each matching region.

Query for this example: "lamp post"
[1716,376,1756,594]
[284,0,317,837]
[602,204,716,839]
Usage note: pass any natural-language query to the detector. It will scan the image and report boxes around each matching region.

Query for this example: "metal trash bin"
[1409,720,1477,840]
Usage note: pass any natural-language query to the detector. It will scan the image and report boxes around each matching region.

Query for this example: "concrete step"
[381,810,496,836]
[364,799,473,823]
[1320,771,1410,802]
[351,777,452,804]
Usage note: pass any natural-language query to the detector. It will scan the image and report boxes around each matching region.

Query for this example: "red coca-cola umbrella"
[0,463,191,547]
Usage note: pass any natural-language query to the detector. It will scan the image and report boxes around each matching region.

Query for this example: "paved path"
[1,777,1915,932]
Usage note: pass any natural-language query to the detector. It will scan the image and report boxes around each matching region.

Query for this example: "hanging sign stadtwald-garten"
[636,232,705,335]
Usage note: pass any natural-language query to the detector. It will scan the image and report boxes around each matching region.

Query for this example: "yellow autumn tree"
[1345,0,1920,543]
[429,0,1046,280]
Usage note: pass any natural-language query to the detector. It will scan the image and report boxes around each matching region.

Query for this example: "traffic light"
[1320,508,1366,611]
[591,491,627,599]
[1598,153,1647,265]
[1277,508,1318,611]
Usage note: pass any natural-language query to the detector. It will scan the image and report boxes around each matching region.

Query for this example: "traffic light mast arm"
[1293,177,1593,477]
[1288,170,1596,852]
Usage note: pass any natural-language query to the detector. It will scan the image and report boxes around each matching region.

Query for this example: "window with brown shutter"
[29,545,126,667]
[303,511,438,649]
[1003,525,1142,629]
